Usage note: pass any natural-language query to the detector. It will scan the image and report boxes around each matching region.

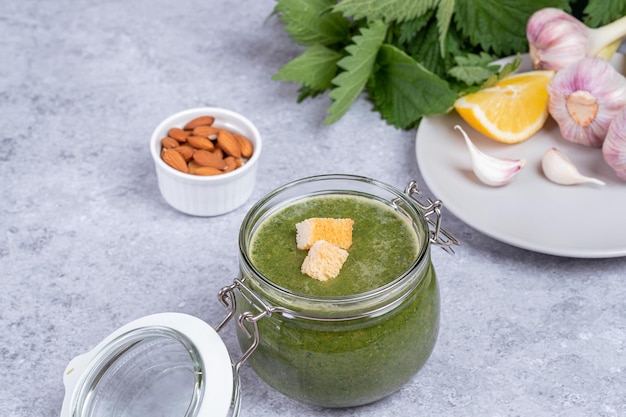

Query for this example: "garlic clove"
[548,57,626,148]
[541,147,605,186]
[602,107,626,181]
[454,125,526,187]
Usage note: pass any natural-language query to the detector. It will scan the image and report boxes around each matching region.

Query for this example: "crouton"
[295,218,354,250]
[300,240,349,281]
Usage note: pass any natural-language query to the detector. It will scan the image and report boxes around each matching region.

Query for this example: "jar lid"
[60,313,237,417]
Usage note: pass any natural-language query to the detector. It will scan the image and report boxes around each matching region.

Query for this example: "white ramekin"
[150,107,262,216]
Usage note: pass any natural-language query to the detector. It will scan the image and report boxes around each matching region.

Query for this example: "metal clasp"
[215,280,273,376]
[405,180,460,254]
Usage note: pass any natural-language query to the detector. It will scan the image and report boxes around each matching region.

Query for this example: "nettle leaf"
[333,0,437,23]
[370,44,457,129]
[274,0,350,46]
[453,52,498,67]
[405,20,447,78]
[583,0,626,27]
[481,55,521,88]
[273,44,343,92]
[448,52,499,84]
[325,20,387,124]
[435,0,455,56]
[395,10,434,44]
[454,0,571,55]
[448,66,495,85]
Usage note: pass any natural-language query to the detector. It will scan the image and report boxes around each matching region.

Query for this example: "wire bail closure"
[215,280,270,378]
[404,180,460,254]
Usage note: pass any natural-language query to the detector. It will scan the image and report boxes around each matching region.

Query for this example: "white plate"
[416,55,626,258]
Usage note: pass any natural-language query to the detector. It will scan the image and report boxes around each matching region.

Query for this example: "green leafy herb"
[326,20,387,124]
[273,0,350,46]
[369,45,458,129]
[272,44,342,101]
[333,0,437,23]
[272,0,625,129]
[582,0,626,27]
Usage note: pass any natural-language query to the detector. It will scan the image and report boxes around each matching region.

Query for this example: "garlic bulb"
[527,8,626,71]
[527,8,589,71]
[602,107,626,181]
[548,57,626,148]
[542,147,605,186]
[454,125,526,187]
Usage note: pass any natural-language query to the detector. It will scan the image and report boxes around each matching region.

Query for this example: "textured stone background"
[1,1,625,416]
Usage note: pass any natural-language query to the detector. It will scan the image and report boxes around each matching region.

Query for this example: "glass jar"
[60,175,457,416]
[220,174,457,408]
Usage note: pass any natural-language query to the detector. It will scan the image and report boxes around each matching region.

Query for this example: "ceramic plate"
[416,55,626,258]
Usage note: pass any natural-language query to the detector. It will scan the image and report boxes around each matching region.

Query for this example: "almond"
[188,160,202,174]
[161,137,179,149]
[192,125,220,139]
[184,115,215,130]
[162,148,189,173]
[217,129,241,158]
[223,156,237,173]
[235,158,243,168]
[168,127,189,143]
[187,136,215,151]
[213,147,224,159]
[194,166,223,176]
[233,133,253,158]
[173,145,194,161]
[193,150,227,169]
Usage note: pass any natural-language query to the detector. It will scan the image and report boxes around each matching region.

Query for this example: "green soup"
[236,191,439,408]
[249,194,419,297]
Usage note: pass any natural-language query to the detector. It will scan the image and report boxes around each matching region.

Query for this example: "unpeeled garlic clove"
[602,107,626,181]
[541,147,605,186]
[454,125,526,187]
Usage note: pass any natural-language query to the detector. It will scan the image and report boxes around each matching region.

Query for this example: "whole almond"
[223,156,237,173]
[193,150,227,169]
[187,136,215,151]
[188,160,202,174]
[161,137,179,149]
[173,145,194,161]
[168,127,189,143]
[213,147,224,159]
[162,149,189,173]
[217,129,241,158]
[184,115,215,130]
[233,133,253,158]
[194,166,223,176]
[192,125,220,139]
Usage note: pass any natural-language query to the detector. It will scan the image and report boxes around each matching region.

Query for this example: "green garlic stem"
[589,14,626,55]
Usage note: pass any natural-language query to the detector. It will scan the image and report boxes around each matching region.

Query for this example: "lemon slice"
[454,70,555,144]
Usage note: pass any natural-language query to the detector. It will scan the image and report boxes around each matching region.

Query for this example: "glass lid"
[61,313,236,417]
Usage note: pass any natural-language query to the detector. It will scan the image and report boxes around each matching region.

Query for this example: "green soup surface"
[249,194,420,297]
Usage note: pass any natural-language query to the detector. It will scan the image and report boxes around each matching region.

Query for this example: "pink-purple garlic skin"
[548,57,626,148]
[527,8,626,71]
[602,107,626,181]
[454,125,526,187]
[527,8,589,71]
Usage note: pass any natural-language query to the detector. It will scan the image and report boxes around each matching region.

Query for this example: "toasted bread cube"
[295,218,354,250]
[301,240,349,281]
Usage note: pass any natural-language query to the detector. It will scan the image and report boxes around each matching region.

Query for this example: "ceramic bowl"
[150,107,262,216]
